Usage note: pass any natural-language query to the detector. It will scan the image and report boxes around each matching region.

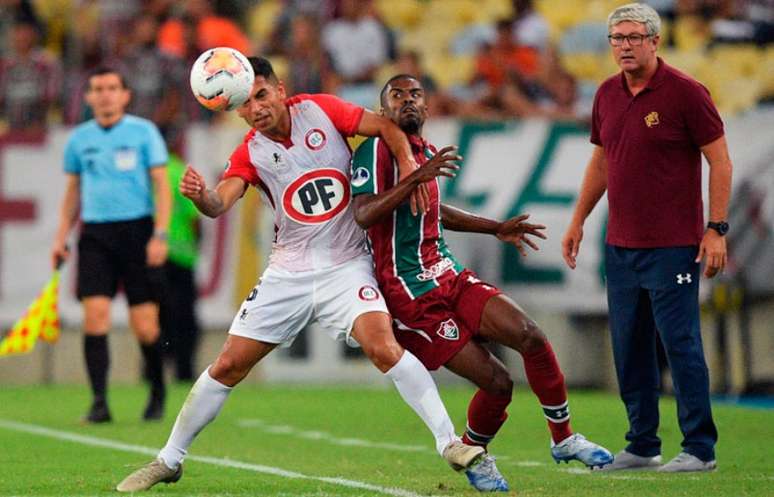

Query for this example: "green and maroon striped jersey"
[351,135,464,300]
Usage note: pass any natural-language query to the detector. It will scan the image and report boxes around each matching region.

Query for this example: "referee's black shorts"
[77,216,163,305]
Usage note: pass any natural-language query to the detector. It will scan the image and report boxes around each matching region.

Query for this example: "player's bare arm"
[147,165,171,267]
[51,173,80,269]
[561,145,608,269]
[357,110,430,214]
[180,165,246,218]
[440,205,546,257]
[695,135,733,277]
[352,146,460,229]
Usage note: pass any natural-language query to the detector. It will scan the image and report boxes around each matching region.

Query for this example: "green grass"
[0,384,772,497]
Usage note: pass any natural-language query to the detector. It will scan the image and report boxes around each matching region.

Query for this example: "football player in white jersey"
[117,57,484,492]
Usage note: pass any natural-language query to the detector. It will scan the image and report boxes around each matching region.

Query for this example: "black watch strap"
[707,221,729,236]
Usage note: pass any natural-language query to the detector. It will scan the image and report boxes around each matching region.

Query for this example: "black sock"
[140,340,165,396]
[83,334,109,404]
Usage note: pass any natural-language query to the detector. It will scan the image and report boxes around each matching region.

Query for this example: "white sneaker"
[596,450,662,471]
[116,458,182,492]
[658,452,716,472]
[442,440,485,471]
[550,433,614,469]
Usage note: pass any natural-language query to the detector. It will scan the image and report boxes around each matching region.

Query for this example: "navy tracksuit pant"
[605,244,718,462]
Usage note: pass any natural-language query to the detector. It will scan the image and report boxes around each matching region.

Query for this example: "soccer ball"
[189,47,254,111]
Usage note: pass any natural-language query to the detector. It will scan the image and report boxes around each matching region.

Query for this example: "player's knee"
[209,354,249,386]
[361,336,403,373]
[517,320,548,354]
[489,370,514,398]
[84,306,110,332]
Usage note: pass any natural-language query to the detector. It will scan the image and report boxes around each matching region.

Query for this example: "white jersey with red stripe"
[223,93,368,272]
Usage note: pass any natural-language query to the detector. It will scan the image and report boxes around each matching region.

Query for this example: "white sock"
[385,350,457,455]
[158,368,232,469]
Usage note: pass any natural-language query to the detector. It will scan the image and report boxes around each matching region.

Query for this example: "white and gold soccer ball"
[189,47,254,111]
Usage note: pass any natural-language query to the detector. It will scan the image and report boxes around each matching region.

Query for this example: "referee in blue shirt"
[51,67,172,423]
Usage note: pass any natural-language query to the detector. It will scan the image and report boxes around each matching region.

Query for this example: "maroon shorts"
[389,269,501,370]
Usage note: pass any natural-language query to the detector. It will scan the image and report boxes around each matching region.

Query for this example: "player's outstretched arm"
[440,205,546,256]
[352,146,460,229]
[180,165,246,218]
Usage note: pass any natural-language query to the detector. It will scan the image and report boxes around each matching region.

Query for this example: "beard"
[399,114,421,135]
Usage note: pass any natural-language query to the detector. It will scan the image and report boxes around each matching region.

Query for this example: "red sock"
[522,340,572,444]
[461,388,512,449]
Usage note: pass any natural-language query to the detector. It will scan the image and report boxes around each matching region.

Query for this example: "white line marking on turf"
[238,418,431,453]
[0,419,440,497]
[238,418,548,468]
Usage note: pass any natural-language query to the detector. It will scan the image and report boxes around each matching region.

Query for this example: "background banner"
[1,108,772,326]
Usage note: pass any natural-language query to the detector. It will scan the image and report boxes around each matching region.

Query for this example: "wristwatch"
[153,229,169,241]
[707,221,729,236]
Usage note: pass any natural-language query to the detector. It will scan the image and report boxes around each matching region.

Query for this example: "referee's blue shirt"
[64,115,168,223]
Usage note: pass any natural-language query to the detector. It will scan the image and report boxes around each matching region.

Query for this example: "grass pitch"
[1,384,771,497]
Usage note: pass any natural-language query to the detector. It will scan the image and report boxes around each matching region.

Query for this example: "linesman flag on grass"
[0,270,61,356]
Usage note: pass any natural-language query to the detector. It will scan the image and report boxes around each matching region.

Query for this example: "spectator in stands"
[511,0,550,51]
[286,14,331,95]
[469,19,580,120]
[62,26,107,124]
[322,0,389,107]
[394,50,457,117]
[0,20,61,133]
[117,14,185,142]
[0,0,41,57]
[158,0,251,59]
[263,0,332,56]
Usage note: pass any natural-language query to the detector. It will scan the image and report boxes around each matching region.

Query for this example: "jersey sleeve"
[305,93,364,136]
[145,122,169,167]
[351,137,390,196]
[222,141,259,186]
[681,81,724,147]
[63,134,81,174]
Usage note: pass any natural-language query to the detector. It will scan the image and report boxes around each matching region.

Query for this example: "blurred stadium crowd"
[0,0,772,142]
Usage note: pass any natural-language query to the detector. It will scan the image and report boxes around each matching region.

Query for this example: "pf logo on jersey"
[305,128,327,150]
[282,169,350,224]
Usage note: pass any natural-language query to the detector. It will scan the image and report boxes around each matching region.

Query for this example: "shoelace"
[671,453,692,464]
[473,456,501,479]
[136,462,170,483]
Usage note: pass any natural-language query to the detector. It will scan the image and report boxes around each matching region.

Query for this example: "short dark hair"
[247,56,279,84]
[380,74,419,107]
[87,66,128,90]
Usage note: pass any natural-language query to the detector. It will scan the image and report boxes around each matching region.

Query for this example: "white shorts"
[228,254,388,347]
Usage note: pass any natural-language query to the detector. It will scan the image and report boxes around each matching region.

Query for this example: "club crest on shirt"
[644,111,660,128]
[351,167,370,188]
[114,147,138,171]
[358,285,379,301]
[282,168,350,224]
[305,128,327,150]
[436,319,459,341]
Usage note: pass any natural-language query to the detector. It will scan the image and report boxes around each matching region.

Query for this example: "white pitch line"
[238,418,431,453]
[238,418,548,468]
[0,419,439,497]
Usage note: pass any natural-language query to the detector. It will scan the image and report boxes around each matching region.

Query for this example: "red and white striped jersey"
[223,94,368,272]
